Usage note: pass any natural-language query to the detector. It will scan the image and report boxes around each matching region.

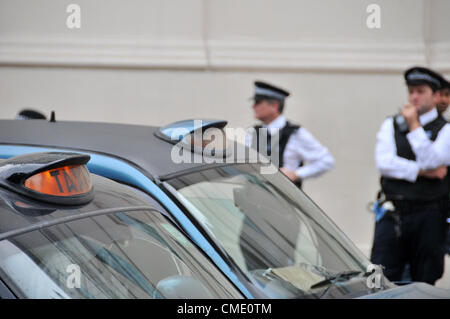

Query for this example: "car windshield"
[165,164,374,298]
[0,209,242,299]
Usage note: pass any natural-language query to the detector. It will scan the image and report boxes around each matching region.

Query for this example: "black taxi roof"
[0,119,250,180]
[0,173,166,239]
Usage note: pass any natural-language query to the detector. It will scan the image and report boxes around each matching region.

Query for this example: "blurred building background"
[0,0,449,287]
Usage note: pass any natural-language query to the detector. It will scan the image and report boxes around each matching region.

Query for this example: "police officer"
[371,66,450,285]
[246,81,334,187]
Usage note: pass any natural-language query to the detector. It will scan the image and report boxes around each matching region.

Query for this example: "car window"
[0,209,242,299]
[166,164,372,298]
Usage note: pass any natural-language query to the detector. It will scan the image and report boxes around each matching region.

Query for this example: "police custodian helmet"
[251,81,290,102]
[404,67,443,92]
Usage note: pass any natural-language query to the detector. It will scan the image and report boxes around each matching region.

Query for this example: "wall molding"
[207,39,427,72]
[1,36,447,72]
[0,37,207,69]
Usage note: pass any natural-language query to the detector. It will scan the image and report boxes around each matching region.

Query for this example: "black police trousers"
[370,200,447,285]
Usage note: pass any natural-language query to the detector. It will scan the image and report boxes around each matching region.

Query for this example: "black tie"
[266,130,272,156]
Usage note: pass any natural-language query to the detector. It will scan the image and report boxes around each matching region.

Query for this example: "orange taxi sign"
[24,165,92,197]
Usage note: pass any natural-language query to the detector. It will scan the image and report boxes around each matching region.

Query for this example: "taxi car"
[0,151,243,299]
[0,118,449,299]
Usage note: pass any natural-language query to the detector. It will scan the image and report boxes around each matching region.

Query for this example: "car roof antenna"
[49,111,56,123]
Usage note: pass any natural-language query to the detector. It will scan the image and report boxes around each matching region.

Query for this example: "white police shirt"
[246,115,335,180]
[375,108,450,182]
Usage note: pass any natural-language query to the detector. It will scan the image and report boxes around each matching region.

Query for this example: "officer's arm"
[407,124,450,170]
[375,118,420,182]
[285,128,335,180]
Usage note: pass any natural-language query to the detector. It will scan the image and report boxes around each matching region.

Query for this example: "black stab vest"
[254,121,303,188]
[381,115,449,201]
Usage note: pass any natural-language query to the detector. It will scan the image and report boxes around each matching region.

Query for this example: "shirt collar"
[265,115,286,133]
[419,108,438,126]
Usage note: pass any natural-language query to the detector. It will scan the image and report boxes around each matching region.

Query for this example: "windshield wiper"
[309,269,370,299]
[310,270,367,288]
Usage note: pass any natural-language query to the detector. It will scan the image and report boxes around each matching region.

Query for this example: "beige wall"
[1,0,449,286]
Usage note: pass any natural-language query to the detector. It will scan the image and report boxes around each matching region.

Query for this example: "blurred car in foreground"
[0,118,448,299]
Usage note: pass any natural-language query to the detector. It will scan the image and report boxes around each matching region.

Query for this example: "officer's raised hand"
[401,104,420,131]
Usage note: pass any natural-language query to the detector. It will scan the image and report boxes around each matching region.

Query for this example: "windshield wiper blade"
[310,270,366,290]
